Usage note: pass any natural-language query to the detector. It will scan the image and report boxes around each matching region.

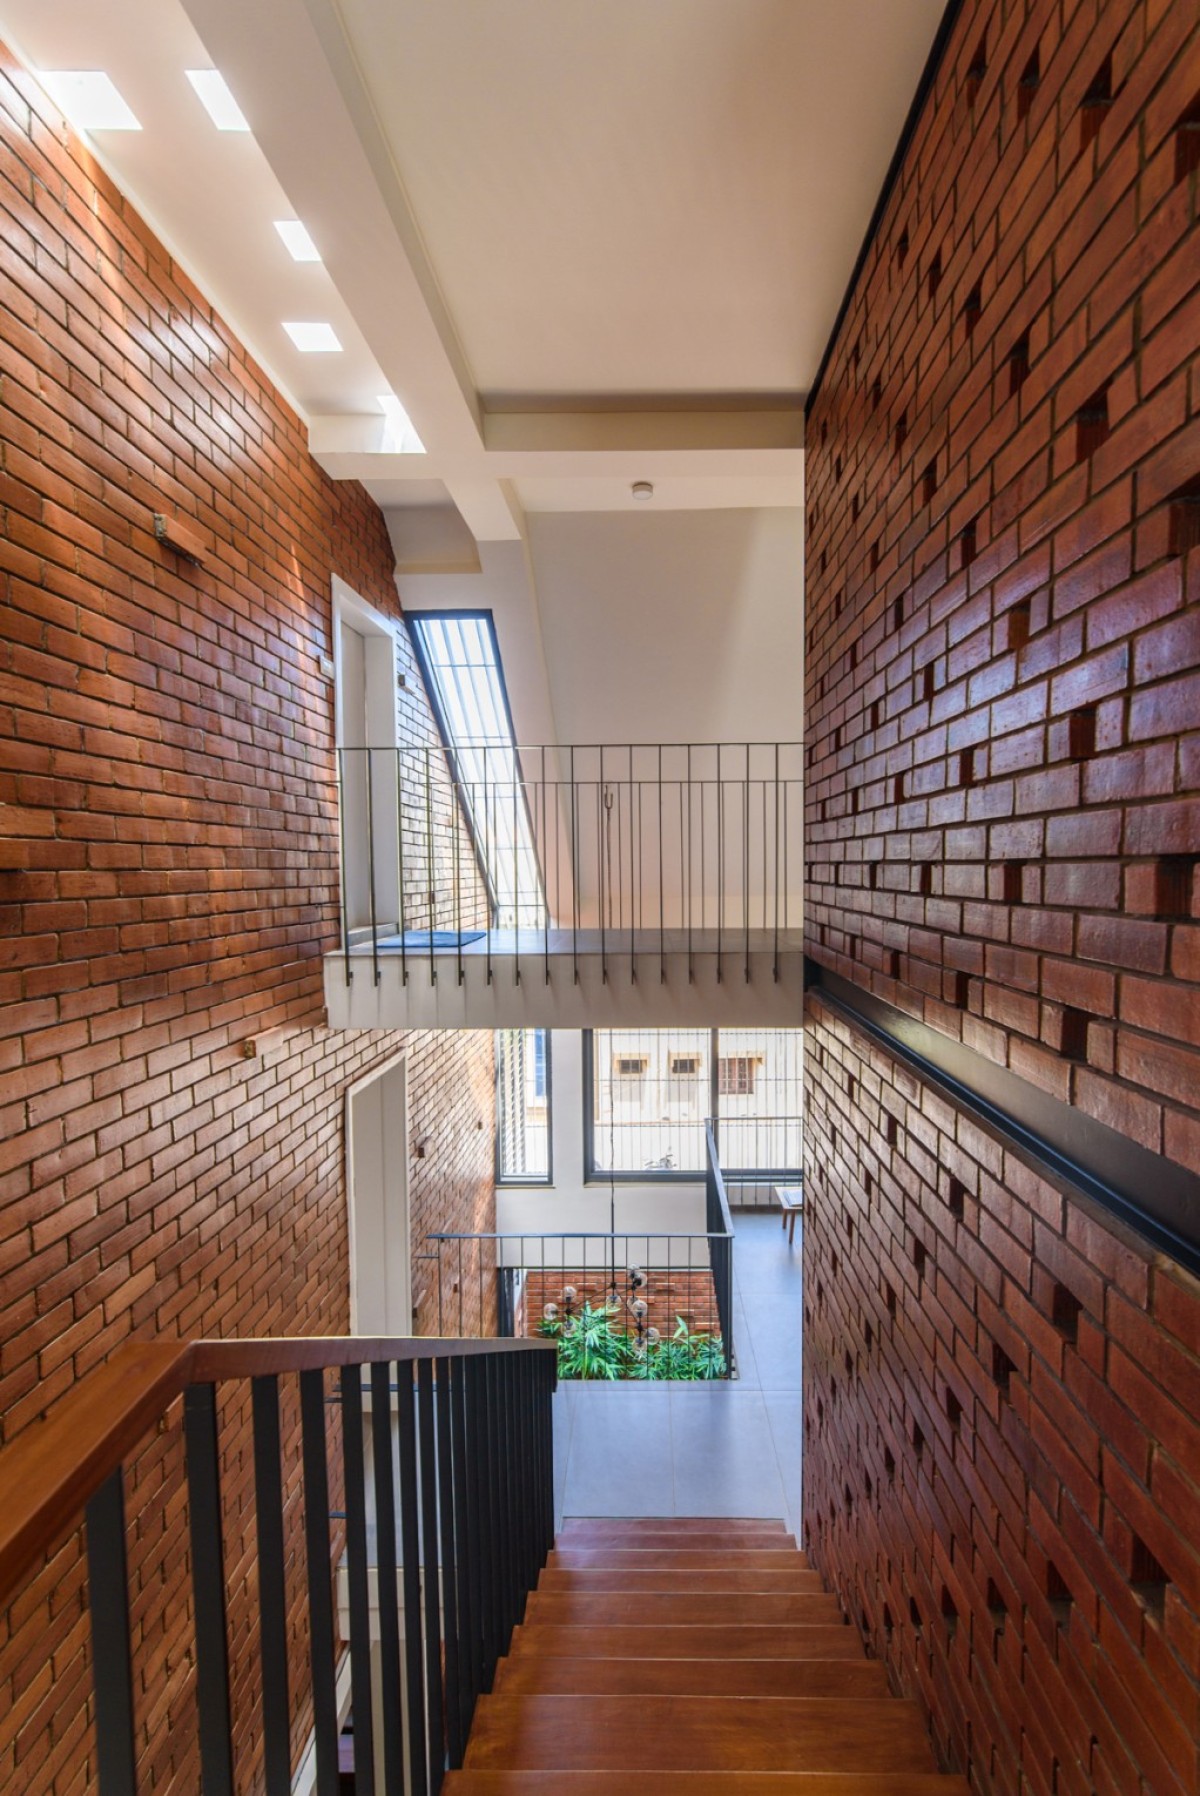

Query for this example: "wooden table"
[774,1183,804,1244]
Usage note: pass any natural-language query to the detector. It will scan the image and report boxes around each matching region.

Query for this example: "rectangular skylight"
[185,69,250,131]
[38,72,141,132]
[283,321,342,353]
[407,613,546,929]
[378,393,425,454]
[274,220,321,262]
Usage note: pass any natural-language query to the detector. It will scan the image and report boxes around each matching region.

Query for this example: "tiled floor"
[554,1210,802,1529]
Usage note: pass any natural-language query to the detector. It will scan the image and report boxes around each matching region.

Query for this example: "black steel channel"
[369,1362,405,1796]
[299,1368,341,1796]
[434,1358,464,1766]
[85,1468,138,1796]
[396,1363,429,1796]
[490,1355,512,1646]
[251,1376,291,1796]
[340,1367,377,1796]
[483,1355,503,1680]
[183,1383,235,1796]
[416,1360,446,1790]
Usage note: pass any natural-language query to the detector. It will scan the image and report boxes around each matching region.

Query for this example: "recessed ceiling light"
[274,220,321,263]
[283,321,342,353]
[38,71,141,132]
[632,481,654,502]
[185,69,250,132]
[377,394,425,453]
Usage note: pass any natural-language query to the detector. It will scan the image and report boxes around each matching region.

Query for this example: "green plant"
[546,1304,727,1381]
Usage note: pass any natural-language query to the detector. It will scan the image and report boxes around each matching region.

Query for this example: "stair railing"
[0,1333,556,1795]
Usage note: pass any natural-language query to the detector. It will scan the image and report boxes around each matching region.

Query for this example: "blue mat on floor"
[391,930,485,949]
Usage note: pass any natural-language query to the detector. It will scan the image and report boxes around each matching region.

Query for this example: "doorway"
[346,1054,412,1335]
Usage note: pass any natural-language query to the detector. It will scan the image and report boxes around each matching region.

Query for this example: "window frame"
[583,1028,801,1183]
[495,1027,553,1187]
[405,608,546,927]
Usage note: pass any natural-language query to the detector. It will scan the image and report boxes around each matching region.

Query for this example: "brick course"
[803,0,1200,1790]
[0,41,494,1793]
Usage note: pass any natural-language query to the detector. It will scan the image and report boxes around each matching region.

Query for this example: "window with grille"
[718,1055,759,1096]
[587,1028,802,1179]
[496,1028,550,1182]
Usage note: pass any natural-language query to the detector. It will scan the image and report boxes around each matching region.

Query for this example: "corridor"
[553,1210,802,1528]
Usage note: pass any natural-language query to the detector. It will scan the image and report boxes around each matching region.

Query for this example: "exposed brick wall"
[803,996,1200,1796]
[802,0,1200,1791]
[0,42,494,1793]
[804,0,1200,1164]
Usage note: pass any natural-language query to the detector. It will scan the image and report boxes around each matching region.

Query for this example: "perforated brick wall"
[804,0,1200,1164]
[0,42,494,1792]
[802,0,1200,1791]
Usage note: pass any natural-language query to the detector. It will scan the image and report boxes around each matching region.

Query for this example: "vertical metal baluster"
[450,1359,478,1738]
[370,1362,405,1796]
[417,1361,445,1790]
[366,749,380,988]
[484,1356,503,1674]
[399,749,408,987]
[454,750,464,987]
[396,1362,428,1796]
[774,744,781,982]
[340,1367,376,1796]
[252,1376,291,1796]
[435,1357,464,1766]
[426,748,437,985]
[744,744,751,983]
[658,748,666,985]
[300,1370,340,1796]
[465,1357,491,1693]
[338,748,353,988]
[570,747,579,986]
[184,1383,235,1796]
[86,1468,138,1796]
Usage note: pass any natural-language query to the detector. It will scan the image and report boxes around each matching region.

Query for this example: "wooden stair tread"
[561,1517,790,1536]
[524,1592,842,1626]
[551,1532,797,1553]
[494,1656,889,1698]
[509,1623,865,1660]
[549,1549,808,1571]
[464,1694,937,1773]
[447,1777,970,1795]
[539,1567,823,1594]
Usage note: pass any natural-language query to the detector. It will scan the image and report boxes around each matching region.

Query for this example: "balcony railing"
[336,740,803,986]
[0,1334,555,1795]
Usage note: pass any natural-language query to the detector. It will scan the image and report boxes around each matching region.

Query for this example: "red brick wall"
[803,0,1200,1790]
[0,42,494,1792]
[803,1001,1200,1796]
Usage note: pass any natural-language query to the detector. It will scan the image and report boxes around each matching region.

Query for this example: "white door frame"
[332,575,404,936]
[345,1050,412,1337]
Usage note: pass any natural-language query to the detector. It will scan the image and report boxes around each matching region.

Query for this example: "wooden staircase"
[445,1517,970,1793]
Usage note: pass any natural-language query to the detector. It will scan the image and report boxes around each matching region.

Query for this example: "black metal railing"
[423,1227,735,1377]
[705,1123,737,1359]
[0,1335,556,1796]
[335,740,804,986]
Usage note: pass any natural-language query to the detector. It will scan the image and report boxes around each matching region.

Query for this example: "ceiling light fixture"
[283,321,342,353]
[185,69,250,131]
[632,481,654,502]
[38,71,141,131]
[274,220,321,263]
[377,393,425,454]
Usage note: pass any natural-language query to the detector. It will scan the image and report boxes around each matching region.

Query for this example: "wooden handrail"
[0,1333,555,1613]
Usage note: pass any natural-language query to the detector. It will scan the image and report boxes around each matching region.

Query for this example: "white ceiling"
[0,0,945,533]
[339,0,942,400]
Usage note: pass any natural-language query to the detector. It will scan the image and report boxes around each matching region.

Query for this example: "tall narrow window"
[496,1029,551,1182]
[407,612,546,928]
